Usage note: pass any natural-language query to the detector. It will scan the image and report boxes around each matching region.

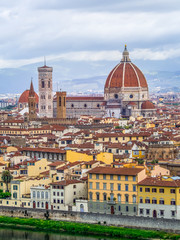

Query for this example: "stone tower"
[38,63,53,118]
[56,91,66,118]
[28,80,37,120]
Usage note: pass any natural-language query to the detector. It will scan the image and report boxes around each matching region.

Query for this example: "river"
[0,228,125,240]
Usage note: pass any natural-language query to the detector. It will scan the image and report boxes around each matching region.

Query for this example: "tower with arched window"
[38,63,53,118]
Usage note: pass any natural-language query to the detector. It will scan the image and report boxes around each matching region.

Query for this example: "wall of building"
[0,207,180,233]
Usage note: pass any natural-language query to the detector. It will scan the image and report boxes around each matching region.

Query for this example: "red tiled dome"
[141,101,155,109]
[104,62,148,89]
[18,90,39,103]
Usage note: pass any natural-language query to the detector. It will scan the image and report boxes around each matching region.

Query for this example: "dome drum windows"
[114,94,118,99]
[129,94,133,99]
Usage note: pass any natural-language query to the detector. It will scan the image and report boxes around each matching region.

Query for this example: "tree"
[1,170,13,192]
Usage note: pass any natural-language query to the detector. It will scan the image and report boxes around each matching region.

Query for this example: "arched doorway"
[46,202,48,210]
[33,201,36,209]
[80,204,84,212]
[111,206,114,214]
[153,210,157,218]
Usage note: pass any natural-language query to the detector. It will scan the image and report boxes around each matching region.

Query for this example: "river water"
[0,228,123,240]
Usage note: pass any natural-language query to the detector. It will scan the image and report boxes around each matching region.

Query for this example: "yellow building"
[87,166,146,215]
[27,158,50,177]
[137,176,180,219]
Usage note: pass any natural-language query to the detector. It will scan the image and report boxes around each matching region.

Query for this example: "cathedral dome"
[104,46,148,90]
[18,90,39,104]
[141,100,155,109]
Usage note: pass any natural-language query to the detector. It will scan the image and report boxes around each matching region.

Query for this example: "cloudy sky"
[1,0,180,94]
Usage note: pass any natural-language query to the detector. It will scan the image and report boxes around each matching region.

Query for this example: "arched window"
[103,193,107,201]
[41,191,44,199]
[133,195,136,203]
[37,191,40,199]
[89,192,93,200]
[171,198,176,205]
[159,198,164,205]
[96,192,100,201]
[33,191,36,198]
[37,202,40,207]
[41,80,45,88]
[13,193,17,199]
[145,197,150,204]
[117,194,121,202]
[71,104,74,108]
[42,202,44,208]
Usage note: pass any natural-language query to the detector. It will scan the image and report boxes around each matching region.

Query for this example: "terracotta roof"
[50,179,83,186]
[18,90,39,104]
[67,96,104,101]
[141,101,155,110]
[105,62,148,89]
[87,166,143,175]
[138,177,180,187]
[20,147,66,154]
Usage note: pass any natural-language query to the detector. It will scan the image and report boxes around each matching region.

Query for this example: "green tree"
[1,171,13,192]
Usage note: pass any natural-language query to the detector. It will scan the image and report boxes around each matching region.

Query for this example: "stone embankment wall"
[0,206,179,233]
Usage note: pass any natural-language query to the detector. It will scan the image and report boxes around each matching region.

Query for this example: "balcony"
[107,200,116,205]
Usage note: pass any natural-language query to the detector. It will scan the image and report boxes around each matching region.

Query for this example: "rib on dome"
[104,46,148,89]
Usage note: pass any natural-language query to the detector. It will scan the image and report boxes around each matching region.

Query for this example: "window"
[41,80,45,88]
[53,192,56,196]
[159,188,164,193]
[118,206,121,211]
[133,176,136,181]
[117,194,121,202]
[139,208,143,214]
[103,183,107,190]
[96,182,99,190]
[84,104,87,108]
[133,185,136,192]
[61,192,63,196]
[89,174,92,179]
[145,198,150,204]
[139,197,143,203]
[89,192,93,200]
[33,191,36,198]
[160,210,164,216]
[125,184,129,191]
[125,176,128,181]
[126,206,129,212]
[74,191,76,195]
[110,183,114,191]
[96,174,99,180]
[45,192,48,199]
[73,185,76,189]
[37,202,40,207]
[170,189,175,194]
[152,198,157,204]
[125,195,129,203]
[110,193,114,201]
[103,193,107,201]
[146,209,150,215]
[103,174,106,180]
[133,195,136,203]
[41,192,44,199]
[89,182,92,189]
[152,188,157,193]
[13,193,17,199]
[96,193,100,201]
[61,200,63,204]
[145,188,150,192]
[171,210,175,217]
[37,191,40,199]
[13,185,18,190]
[117,184,121,191]
[48,81,50,88]
[171,199,176,205]
[159,199,164,205]
[110,175,113,180]
[118,175,121,180]
[42,202,44,208]
[139,187,142,192]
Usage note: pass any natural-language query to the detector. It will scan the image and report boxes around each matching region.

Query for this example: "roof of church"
[18,90,39,104]
[104,46,148,89]
[141,100,155,110]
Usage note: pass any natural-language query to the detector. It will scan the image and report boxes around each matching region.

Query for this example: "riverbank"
[0,216,179,239]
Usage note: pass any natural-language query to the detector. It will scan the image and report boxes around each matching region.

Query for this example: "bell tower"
[38,61,53,118]
[56,91,66,118]
[28,80,37,121]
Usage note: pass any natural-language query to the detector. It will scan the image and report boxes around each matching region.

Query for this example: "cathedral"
[18,46,155,119]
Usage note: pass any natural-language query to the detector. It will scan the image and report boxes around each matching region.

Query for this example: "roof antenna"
[44,56,46,66]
